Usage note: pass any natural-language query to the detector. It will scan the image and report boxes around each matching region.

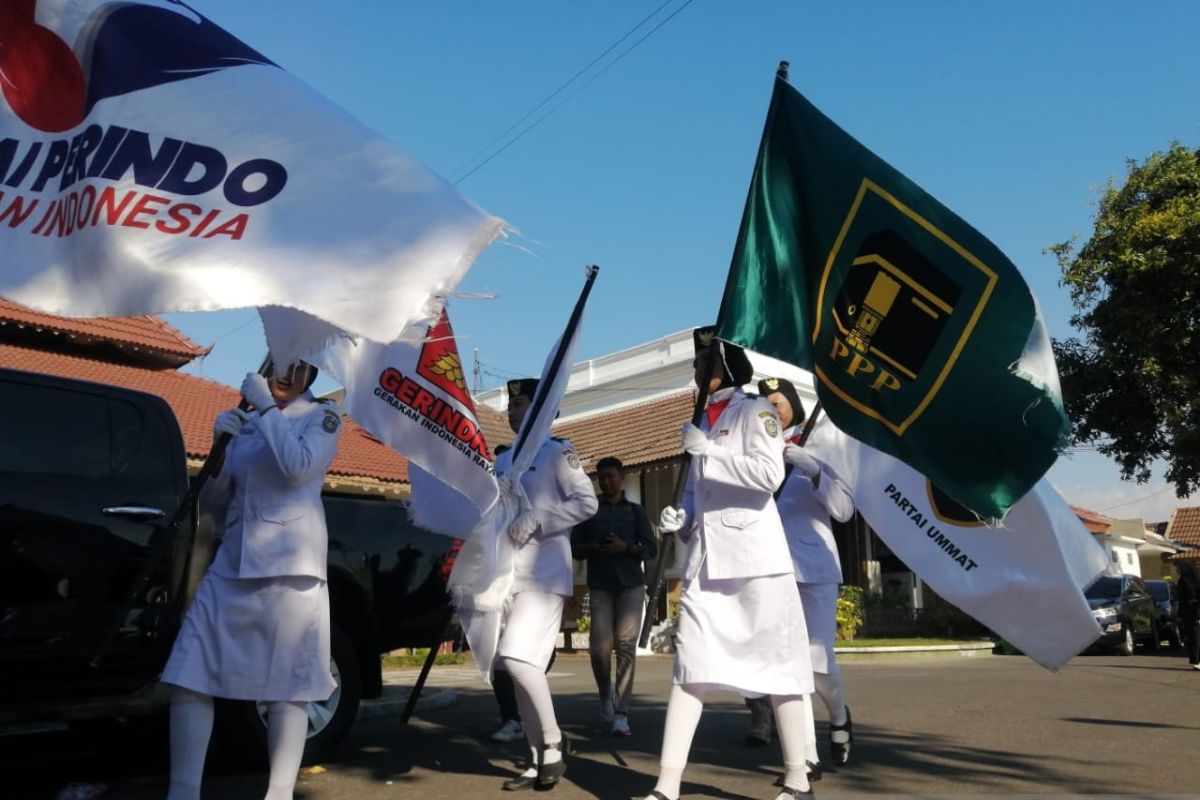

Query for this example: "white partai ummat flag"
[806,419,1109,670]
[0,0,503,354]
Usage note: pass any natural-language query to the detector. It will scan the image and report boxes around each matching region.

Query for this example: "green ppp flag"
[717,77,1068,518]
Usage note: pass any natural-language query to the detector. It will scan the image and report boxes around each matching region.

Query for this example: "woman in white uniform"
[759,377,855,767]
[495,378,598,791]
[160,361,342,800]
[649,328,815,800]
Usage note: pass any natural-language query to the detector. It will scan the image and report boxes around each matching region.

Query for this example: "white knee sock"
[649,684,706,800]
[814,670,849,739]
[814,669,847,722]
[771,695,811,793]
[802,691,819,766]
[501,656,562,764]
[167,687,214,800]
[264,701,309,800]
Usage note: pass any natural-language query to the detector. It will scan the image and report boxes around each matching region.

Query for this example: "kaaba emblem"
[834,229,962,381]
[812,179,999,435]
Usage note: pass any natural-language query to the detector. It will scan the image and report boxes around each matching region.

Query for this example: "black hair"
[596,456,624,473]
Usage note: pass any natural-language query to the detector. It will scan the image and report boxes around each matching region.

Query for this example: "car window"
[1147,582,1169,602]
[0,381,110,477]
[1085,576,1122,599]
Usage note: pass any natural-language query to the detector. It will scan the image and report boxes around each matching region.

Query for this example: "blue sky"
[164,0,1200,522]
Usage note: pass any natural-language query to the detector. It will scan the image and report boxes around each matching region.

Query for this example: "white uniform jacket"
[679,388,791,582]
[203,393,342,581]
[775,426,854,585]
[497,437,598,597]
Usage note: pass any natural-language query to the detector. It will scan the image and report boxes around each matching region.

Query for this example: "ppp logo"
[0,0,273,133]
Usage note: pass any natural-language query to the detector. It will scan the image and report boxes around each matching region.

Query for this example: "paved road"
[8,650,1200,799]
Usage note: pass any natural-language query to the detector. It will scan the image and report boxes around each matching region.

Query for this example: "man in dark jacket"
[572,457,658,735]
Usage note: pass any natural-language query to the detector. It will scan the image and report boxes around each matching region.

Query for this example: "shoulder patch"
[322,409,341,434]
[758,410,780,438]
[564,449,581,470]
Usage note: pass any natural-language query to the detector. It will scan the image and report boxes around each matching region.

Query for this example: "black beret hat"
[507,378,539,400]
[757,376,806,425]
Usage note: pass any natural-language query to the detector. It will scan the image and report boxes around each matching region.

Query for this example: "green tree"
[1049,144,1200,495]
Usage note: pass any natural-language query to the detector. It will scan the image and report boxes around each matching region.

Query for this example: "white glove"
[212,408,248,441]
[681,421,710,456]
[784,443,820,478]
[507,509,539,544]
[658,506,686,534]
[241,372,274,410]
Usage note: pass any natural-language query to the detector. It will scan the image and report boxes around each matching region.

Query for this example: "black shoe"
[778,784,815,798]
[502,773,537,791]
[829,706,853,766]
[536,740,567,789]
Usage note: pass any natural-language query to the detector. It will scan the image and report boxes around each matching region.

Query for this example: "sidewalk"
[357,670,465,722]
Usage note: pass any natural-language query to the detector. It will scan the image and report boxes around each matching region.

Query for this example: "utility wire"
[453,0,698,185]
[447,0,677,183]
[1097,484,1176,513]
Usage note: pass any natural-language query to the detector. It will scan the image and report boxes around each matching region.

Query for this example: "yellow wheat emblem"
[428,353,466,389]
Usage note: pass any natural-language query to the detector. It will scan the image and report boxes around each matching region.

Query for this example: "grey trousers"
[588,585,644,714]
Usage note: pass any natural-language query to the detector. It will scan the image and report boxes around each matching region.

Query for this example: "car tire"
[216,624,362,766]
[1119,625,1135,656]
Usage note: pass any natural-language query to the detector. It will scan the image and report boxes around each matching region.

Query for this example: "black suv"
[0,367,459,761]
[1085,574,1159,655]
[1145,579,1179,649]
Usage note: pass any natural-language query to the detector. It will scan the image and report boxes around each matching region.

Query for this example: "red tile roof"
[1166,507,1200,547]
[554,390,693,471]
[1070,504,1113,533]
[0,299,209,366]
[476,403,513,455]
[0,342,407,484]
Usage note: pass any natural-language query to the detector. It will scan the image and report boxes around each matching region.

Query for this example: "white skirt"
[674,561,813,697]
[161,572,336,702]
[797,582,839,674]
[496,590,564,669]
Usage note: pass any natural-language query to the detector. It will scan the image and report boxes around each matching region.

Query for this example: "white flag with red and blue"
[0,0,503,352]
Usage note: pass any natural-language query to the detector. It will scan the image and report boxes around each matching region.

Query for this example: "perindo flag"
[288,305,500,538]
[717,76,1068,518]
[807,419,1108,670]
[0,1,503,349]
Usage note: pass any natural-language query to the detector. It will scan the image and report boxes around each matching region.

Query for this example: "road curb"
[834,641,995,660]
[356,688,458,722]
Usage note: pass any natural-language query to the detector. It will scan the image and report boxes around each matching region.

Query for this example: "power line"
[453,0,698,184]
[1097,484,1176,513]
[447,0,677,183]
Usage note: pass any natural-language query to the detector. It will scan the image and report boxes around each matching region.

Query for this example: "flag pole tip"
[585,264,599,278]
[776,60,789,81]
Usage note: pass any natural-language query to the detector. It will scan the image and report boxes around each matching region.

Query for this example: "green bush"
[381,649,465,668]
[575,616,591,633]
[836,585,865,641]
